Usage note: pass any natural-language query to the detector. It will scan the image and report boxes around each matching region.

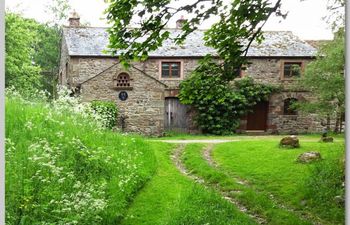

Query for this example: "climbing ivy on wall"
[179,58,279,135]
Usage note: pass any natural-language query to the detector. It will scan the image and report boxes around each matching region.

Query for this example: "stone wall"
[267,92,323,134]
[60,54,324,135]
[58,36,70,85]
[67,57,166,136]
[238,58,323,134]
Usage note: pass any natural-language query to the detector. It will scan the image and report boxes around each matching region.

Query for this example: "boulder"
[280,136,300,148]
[320,137,334,143]
[296,151,322,163]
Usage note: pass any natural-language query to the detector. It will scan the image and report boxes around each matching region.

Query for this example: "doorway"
[246,101,269,131]
[164,97,189,131]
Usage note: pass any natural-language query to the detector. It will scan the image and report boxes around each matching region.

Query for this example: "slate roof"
[63,27,317,57]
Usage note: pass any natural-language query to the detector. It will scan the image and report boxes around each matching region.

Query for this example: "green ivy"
[91,100,118,129]
[179,58,278,135]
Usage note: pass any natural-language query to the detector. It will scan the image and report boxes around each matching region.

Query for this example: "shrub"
[91,100,118,129]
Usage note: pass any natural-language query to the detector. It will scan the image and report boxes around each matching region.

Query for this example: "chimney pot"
[68,10,80,27]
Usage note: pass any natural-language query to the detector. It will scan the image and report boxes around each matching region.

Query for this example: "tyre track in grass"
[171,144,267,225]
[203,143,327,225]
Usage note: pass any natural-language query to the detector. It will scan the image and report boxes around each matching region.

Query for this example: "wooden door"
[246,101,269,131]
[164,97,188,131]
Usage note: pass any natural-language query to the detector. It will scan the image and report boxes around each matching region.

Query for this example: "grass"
[5,97,157,224]
[153,131,344,140]
[213,139,345,224]
[121,142,257,225]
[182,144,316,225]
[6,94,344,224]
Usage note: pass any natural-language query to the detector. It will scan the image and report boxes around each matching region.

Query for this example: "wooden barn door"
[246,101,269,131]
[164,97,188,131]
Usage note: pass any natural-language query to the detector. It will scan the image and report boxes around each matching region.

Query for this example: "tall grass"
[303,155,345,222]
[5,94,157,224]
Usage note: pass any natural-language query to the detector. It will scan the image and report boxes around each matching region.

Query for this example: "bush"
[91,100,118,129]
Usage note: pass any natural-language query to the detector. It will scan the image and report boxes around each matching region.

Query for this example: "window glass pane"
[171,63,180,77]
[284,64,292,77]
[162,63,170,77]
[171,69,179,77]
[162,63,169,70]
[162,69,170,77]
[171,63,179,69]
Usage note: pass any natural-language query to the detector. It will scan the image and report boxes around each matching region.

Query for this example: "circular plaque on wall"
[119,91,128,101]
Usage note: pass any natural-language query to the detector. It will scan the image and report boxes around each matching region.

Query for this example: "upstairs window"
[161,62,181,78]
[283,62,302,79]
[284,98,298,115]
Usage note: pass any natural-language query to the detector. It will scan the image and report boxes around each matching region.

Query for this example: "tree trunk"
[334,113,340,133]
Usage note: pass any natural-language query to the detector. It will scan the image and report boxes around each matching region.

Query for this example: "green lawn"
[213,139,345,224]
[182,144,314,225]
[121,142,257,225]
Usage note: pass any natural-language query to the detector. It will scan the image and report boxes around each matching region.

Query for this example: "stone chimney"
[176,16,187,29]
[68,10,80,27]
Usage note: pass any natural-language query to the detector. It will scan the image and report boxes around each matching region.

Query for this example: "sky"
[5,0,335,40]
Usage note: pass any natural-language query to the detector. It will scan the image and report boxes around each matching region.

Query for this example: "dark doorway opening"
[246,101,269,131]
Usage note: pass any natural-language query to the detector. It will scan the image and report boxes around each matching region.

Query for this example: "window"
[283,62,302,78]
[113,73,131,88]
[161,62,181,78]
[284,98,298,115]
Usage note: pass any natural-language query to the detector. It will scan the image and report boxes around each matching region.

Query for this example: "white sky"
[5,0,334,40]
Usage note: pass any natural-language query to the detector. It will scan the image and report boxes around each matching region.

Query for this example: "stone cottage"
[59,14,322,136]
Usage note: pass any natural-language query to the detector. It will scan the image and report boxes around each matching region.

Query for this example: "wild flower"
[24,120,34,130]
[56,131,64,138]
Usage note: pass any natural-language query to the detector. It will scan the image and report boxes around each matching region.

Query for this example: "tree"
[105,0,285,75]
[296,0,345,133]
[5,12,42,93]
[296,29,345,133]
[5,0,71,96]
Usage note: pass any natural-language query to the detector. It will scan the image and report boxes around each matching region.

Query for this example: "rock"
[320,137,334,142]
[280,136,300,148]
[334,195,345,206]
[296,151,322,163]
